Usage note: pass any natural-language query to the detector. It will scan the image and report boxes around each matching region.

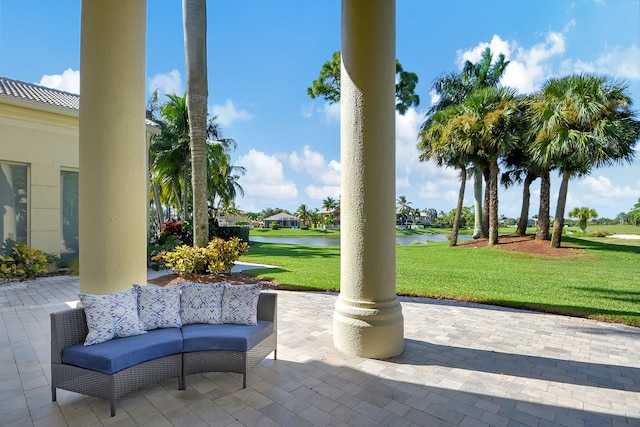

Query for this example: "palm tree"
[207,149,245,220]
[568,207,598,233]
[453,86,521,245]
[150,93,190,220]
[501,118,542,237]
[426,48,510,239]
[322,196,338,211]
[396,195,413,226]
[183,0,208,247]
[309,209,322,228]
[295,204,311,228]
[418,106,475,246]
[321,196,338,225]
[528,74,640,247]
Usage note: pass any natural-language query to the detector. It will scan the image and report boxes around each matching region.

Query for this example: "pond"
[250,233,472,247]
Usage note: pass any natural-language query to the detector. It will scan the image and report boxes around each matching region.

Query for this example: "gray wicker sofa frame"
[51,292,277,417]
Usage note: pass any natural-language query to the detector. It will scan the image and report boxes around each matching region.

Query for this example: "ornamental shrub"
[147,232,182,270]
[13,243,48,280]
[0,242,47,282]
[152,237,248,278]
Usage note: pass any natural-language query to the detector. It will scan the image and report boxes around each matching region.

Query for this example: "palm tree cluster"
[419,48,640,248]
[147,91,245,237]
[616,198,640,226]
[294,197,340,229]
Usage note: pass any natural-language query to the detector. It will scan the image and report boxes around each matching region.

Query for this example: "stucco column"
[334,0,404,358]
[79,0,147,294]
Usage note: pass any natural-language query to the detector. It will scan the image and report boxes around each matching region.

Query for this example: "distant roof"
[0,76,159,128]
[264,212,298,221]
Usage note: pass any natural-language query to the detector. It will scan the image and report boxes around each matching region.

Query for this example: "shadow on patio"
[1,276,639,425]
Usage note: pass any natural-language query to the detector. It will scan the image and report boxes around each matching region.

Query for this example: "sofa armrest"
[257,292,277,327]
[51,308,88,364]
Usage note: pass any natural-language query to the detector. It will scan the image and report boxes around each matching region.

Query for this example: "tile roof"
[0,76,79,111]
[0,76,159,128]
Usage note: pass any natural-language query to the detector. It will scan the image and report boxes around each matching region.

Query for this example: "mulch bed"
[455,234,582,257]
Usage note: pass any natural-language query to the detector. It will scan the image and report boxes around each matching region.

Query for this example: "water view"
[250,233,472,247]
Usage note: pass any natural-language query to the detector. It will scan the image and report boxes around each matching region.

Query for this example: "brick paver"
[0,275,638,426]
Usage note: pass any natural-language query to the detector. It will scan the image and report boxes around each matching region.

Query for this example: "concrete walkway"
[0,274,639,426]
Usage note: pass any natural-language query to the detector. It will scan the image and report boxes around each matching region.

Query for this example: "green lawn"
[240,235,640,327]
[249,227,341,238]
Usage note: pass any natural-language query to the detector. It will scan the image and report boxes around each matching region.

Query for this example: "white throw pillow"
[221,283,262,326]
[79,288,147,346]
[133,284,182,330]
[180,282,225,324]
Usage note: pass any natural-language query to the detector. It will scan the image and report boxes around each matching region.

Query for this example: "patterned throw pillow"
[180,282,225,325]
[221,283,262,326]
[79,288,147,346]
[133,284,182,330]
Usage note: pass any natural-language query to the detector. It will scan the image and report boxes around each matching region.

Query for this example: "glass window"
[0,163,28,245]
[60,170,79,261]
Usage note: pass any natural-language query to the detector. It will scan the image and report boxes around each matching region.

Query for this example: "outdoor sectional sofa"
[50,283,277,417]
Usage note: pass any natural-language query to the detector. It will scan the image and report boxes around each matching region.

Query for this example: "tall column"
[79,0,147,294]
[334,0,404,358]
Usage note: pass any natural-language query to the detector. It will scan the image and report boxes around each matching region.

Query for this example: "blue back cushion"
[62,328,183,374]
[182,321,274,352]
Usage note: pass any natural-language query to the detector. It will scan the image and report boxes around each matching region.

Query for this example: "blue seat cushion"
[182,321,274,353]
[62,327,183,374]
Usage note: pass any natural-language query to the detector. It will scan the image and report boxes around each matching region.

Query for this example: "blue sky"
[1,1,639,219]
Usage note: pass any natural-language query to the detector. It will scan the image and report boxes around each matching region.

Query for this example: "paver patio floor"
[1,274,638,426]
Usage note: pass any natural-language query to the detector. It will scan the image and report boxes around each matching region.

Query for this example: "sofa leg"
[243,373,247,389]
[111,400,116,417]
[52,387,56,402]
[274,349,277,360]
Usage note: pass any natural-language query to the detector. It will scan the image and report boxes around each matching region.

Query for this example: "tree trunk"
[472,165,482,239]
[551,169,571,248]
[536,168,550,241]
[182,164,189,220]
[514,173,536,236]
[183,0,209,247]
[482,167,490,238]
[152,182,164,229]
[488,160,499,246]
[451,166,466,247]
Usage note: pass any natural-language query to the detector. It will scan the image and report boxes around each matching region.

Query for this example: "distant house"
[0,76,158,259]
[263,212,299,228]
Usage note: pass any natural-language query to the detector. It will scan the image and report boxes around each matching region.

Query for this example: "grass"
[241,234,640,327]
[250,228,340,238]
[251,226,466,238]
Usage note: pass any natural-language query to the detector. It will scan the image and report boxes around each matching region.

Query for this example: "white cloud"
[571,45,640,81]
[579,175,640,199]
[502,30,568,94]
[305,184,341,200]
[444,189,459,205]
[456,34,512,68]
[301,103,314,119]
[148,70,182,96]
[322,102,340,122]
[428,89,441,107]
[39,68,80,94]
[396,176,410,189]
[211,99,253,128]
[236,149,298,199]
[396,108,424,177]
[289,145,341,187]
[456,25,573,95]
[301,100,340,122]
